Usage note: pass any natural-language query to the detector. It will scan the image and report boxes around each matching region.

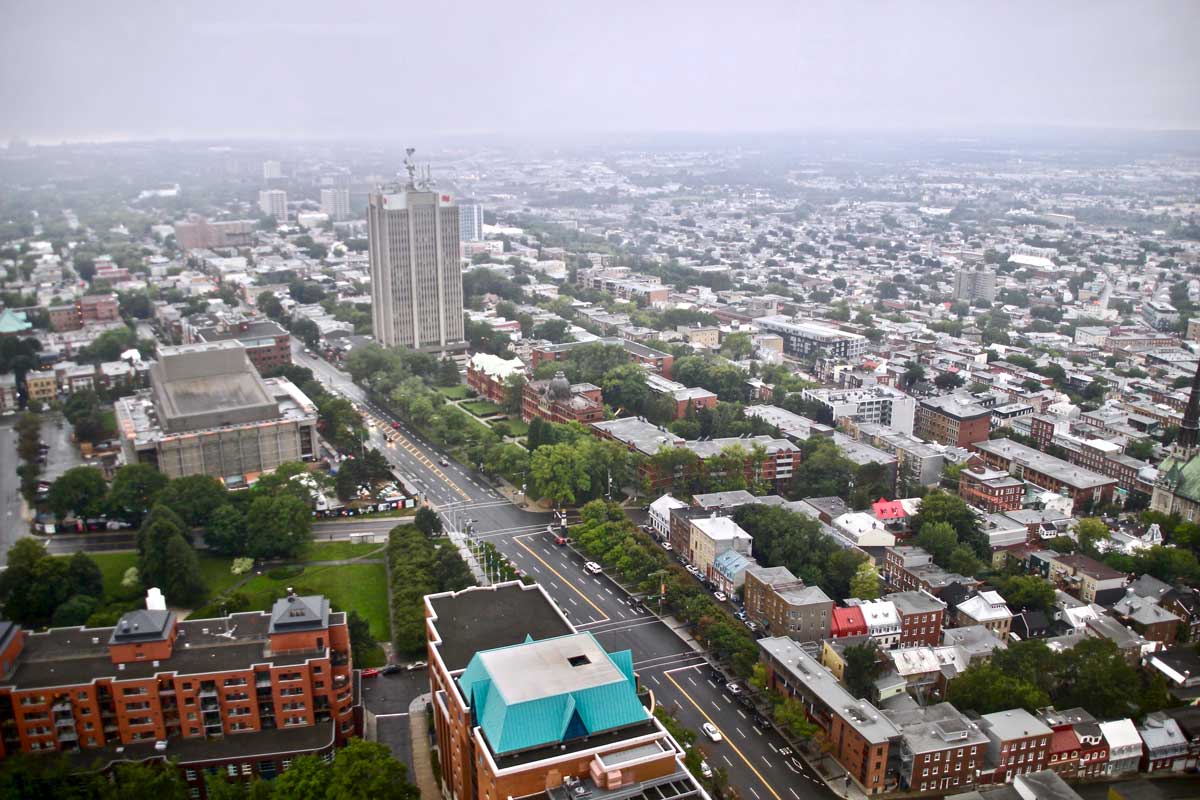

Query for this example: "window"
[185,770,197,782]
[227,765,237,777]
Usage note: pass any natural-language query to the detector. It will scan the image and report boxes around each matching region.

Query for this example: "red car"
[554,536,568,546]
[360,668,380,678]
[391,421,400,430]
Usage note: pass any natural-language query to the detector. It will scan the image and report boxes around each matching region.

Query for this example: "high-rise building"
[258,189,288,221]
[320,188,351,222]
[457,201,484,242]
[262,160,282,179]
[953,265,996,303]
[368,180,465,352]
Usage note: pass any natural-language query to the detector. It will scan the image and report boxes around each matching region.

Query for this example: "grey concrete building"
[114,342,318,482]
[368,182,466,353]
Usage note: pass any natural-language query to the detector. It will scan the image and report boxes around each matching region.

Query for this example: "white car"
[725,682,741,696]
[699,760,712,778]
[662,541,673,551]
[713,591,727,603]
[701,722,722,742]
[584,561,602,575]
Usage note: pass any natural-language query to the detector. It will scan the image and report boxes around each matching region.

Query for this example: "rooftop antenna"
[403,147,417,189]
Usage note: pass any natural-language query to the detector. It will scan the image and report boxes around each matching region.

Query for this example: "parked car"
[406,660,428,671]
[701,723,722,743]
[361,668,380,678]
[735,610,747,621]
[381,664,401,675]
[744,620,758,632]
[685,564,700,576]
[662,541,673,551]
[584,561,602,575]
[699,760,712,779]
[713,591,727,603]
[725,682,742,696]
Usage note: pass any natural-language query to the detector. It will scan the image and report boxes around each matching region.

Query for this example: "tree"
[245,494,312,559]
[720,332,754,360]
[916,521,958,563]
[156,474,229,527]
[322,739,420,800]
[257,292,284,319]
[414,507,443,537]
[843,641,882,698]
[347,610,377,665]
[773,696,818,739]
[137,504,190,588]
[0,539,72,626]
[502,373,526,416]
[159,534,206,604]
[51,594,98,627]
[947,545,983,577]
[101,762,190,800]
[849,561,880,600]
[106,463,168,524]
[291,318,320,349]
[934,372,964,390]
[948,663,1050,714]
[437,358,460,387]
[432,543,475,592]
[47,466,108,520]
[529,442,591,506]
[67,552,103,599]
[205,504,247,556]
[913,491,986,557]
[1075,517,1109,552]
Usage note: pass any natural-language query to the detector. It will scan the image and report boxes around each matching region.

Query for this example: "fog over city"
[2,1,1200,143]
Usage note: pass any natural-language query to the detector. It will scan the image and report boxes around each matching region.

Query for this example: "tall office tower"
[457,200,484,242]
[320,187,351,222]
[262,159,282,179]
[954,264,996,303]
[258,189,288,221]
[368,171,465,352]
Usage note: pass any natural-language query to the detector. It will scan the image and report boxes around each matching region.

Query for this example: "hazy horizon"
[3,1,1199,144]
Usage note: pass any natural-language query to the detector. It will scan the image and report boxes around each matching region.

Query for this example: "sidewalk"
[407,693,439,800]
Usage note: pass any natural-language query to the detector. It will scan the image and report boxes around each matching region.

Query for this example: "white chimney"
[146,587,167,611]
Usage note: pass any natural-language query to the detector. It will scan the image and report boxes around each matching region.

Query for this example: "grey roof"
[592,417,683,456]
[692,490,757,509]
[268,594,330,635]
[776,585,833,608]
[426,582,572,672]
[745,564,800,587]
[1111,593,1182,627]
[979,708,1052,741]
[973,438,1115,491]
[887,591,946,616]
[1127,574,1172,601]
[759,636,899,744]
[883,702,988,755]
[1013,771,1083,800]
[109,609,174,645]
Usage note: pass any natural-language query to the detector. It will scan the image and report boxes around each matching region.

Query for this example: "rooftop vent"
[568,655,591,668]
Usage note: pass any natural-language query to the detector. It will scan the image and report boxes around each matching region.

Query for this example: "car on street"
[744,620,758,632]
[584,561,602,574]
[701,723,722,742]
[752,714,770,730]
[439,458,449,466]
[699,760,712,778]
[713,591,727,603]
[685,564,700,576]
[734,610,747,620]
[391,421,400,429]
[725,682,741,695]
[381,664,401,675]
[554,535,568,546]
[360,668,380,678]
[406,660,428,671]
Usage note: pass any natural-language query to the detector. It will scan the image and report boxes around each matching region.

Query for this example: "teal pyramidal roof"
[0,309,31,334]
[458,632,646,755]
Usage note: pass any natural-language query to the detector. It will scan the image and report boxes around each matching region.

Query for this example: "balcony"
[56,729,78,743]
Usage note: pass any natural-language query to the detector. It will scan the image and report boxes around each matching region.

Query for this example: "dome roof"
[549,371,571,400]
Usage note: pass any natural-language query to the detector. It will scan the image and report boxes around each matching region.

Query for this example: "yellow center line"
[513,534,609,621]
[664,670,783,800]
[366,414,470,501]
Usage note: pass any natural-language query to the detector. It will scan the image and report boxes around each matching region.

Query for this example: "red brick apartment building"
[0,593,358,797]
[465,353,526,405]
[531,337,673,378]
[958,464,1025,513]
[522,373,605,425]
[971,438,1116,512]
[424,582,708,800]
[977,709,1051,785]
[189,317,292,376]
[914,395,991,448]
[49,294,122,332]
[887,591,946,648]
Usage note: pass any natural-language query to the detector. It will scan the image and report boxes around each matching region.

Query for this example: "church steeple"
[1175,357,1200,456]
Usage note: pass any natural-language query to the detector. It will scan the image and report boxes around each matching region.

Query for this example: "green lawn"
[437,385,471,400]
[198,554,241,597]
[462,400,504,417]
[87,551,138,597]
[498,417,528,437]
[295,540,386,562]
[236,563,390,641]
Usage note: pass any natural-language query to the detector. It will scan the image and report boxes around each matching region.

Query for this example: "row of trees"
[388,525,476,656]
[0,541,104,628]
[0,739,417,800]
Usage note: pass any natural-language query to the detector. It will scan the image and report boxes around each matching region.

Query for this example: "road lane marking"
[686,676,697,687]
[789,789,799,799]
[513,535,608,619]
[663,672,782,800]
[749,788,761,800]
[737,728,747,739]
[722,755,733,767]
[736,709,746,719]
[761,755,773,768]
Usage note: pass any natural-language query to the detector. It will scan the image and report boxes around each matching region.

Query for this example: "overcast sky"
[2,1,1198,143]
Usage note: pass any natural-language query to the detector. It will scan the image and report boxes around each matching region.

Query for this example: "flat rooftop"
[974,438,1115,491]
[479,633,626,704]
[426,582,572,673]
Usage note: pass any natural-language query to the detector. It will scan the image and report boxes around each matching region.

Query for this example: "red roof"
[831,606,867,636]
[1050,728,1080,755]
[873,498,907,520]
